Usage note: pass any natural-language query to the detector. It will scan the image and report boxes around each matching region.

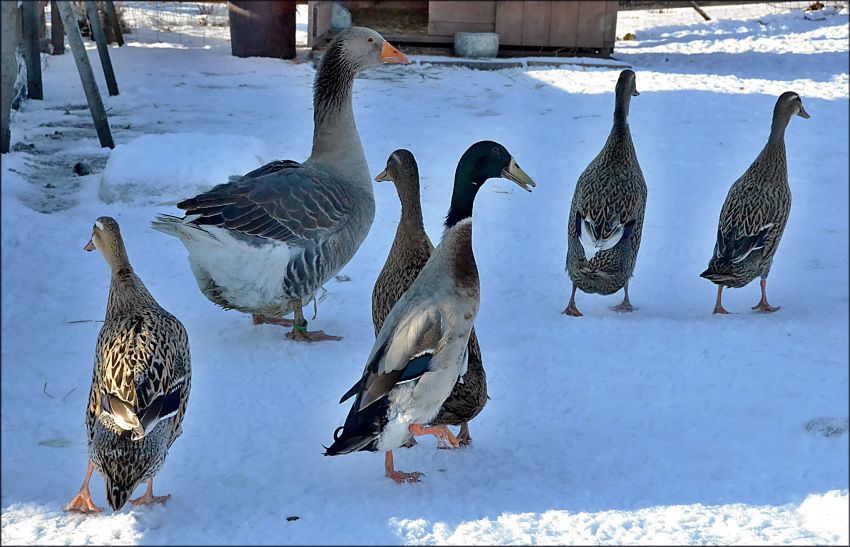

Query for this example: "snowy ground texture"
[2,1,848,544]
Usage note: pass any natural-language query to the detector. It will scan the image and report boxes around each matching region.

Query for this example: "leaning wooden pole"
[103,0,124,46]
[689,1,712,21]
[50,0,65,54]
[56,0,114,148]
[85,0,118,96]
[21,0,44,99]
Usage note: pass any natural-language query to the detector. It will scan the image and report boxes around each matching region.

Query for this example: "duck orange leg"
[751,278,780,313]
[562,284,583,317]
[611,282,635,313]
[713,285,731,315]
[65,461,103,513]
[409,423,460,448]
[384,451,423,484]
[129,479,171,506]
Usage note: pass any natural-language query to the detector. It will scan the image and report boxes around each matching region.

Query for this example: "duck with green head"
[325,141,535,483]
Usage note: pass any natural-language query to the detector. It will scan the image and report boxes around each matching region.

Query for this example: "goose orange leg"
[751,278,780,313]
[562,284,583,317]
[713,285,731,315]
[129,479,170,506]
[252,314,295,327]
[65,461,103,513]
[384,451,423,484]
[286,303,342,342]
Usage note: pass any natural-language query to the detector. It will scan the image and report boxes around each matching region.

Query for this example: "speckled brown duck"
[66,217,191,514]
[564,69,647,317]
[701,91,810,314]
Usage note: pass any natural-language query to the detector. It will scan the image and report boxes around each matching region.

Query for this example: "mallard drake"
[152,27,410,342]
[325,141,535,483]
[371,150,487,447]
[701,92,810,314]
[564,69,647,317]
[66,217,191,513]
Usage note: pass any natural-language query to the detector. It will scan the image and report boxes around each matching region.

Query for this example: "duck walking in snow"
[564,69,647,317]
[371,150,487,447]
[152,27,410,342]
[325,141,535,482]
[66,217,191,513]
[701,92,810,314]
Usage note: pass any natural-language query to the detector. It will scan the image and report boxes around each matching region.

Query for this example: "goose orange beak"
[381,41,410,64]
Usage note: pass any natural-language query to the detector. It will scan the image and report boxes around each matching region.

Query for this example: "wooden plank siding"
[309,1,617,53]
[427,1,496,36]
[494,2,523,45]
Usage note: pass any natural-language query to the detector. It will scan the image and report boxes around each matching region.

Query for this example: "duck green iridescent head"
[445,141,536,226]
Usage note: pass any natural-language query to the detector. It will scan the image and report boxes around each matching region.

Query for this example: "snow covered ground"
[2,2,848,544]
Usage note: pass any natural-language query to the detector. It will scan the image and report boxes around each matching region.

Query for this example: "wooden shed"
[308,1,618,57]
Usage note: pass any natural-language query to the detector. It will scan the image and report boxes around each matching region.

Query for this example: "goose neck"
[309,46,370,184]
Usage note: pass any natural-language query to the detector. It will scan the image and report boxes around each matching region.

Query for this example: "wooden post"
[103,0,123,46]
[228,1,296,59]
[50,0,65,54]
[21,0,44,100]
[56,0,114,148]
[1,1,22,153]
[85,0,118,96]
[689,1,712,21]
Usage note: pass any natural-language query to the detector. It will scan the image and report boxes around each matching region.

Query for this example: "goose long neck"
[309,44,370,185]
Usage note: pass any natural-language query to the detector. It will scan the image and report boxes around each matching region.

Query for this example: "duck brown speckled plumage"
[370,149,487,446]
[66,217,191,513]
[701,91,810,314]
[564,69,647,316]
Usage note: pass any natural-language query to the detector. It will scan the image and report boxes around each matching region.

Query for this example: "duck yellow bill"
[374,168,391,182]
[381,41,410,64]
[84,239,95,251]
[501,158,536,192]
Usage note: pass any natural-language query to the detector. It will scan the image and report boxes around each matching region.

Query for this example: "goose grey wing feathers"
[177,162,360,244]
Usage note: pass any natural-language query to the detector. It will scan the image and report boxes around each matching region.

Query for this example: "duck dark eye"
[367,37,374,43]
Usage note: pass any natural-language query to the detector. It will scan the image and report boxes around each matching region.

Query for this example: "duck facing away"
[326,141,535,483]
[564,69,647,317]
[66,217,191,513]
[371,150,487,447]
[152,27,410,342]
[701,91,810,314]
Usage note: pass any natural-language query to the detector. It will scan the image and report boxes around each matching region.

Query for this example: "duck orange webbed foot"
[129,480,170,507]
[610,302,635,313]
[64,491,103,514]
[752,301,780,313]
[384,451,423,484]
[562,304,583,317]
[713,305,733,315]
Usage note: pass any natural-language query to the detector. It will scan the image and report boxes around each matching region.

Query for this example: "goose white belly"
[183,225,296,312]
